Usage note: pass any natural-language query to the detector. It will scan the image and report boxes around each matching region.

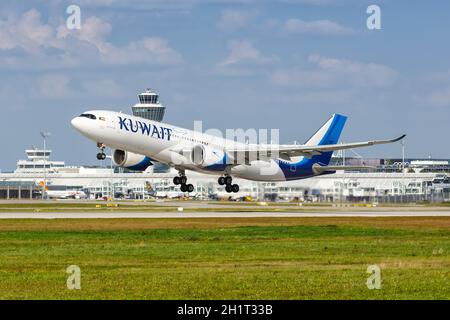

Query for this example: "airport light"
[40,131,51,200]
[105,154,114,200]
[401,139,406,199]
[401,139,405,172]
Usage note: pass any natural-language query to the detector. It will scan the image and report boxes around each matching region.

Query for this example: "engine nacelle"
[113,149,153,171]
[191,145,227,169]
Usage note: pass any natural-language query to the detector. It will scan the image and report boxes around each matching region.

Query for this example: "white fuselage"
[46,190,87,199]
[71,110,309,182]
[72,110,402,185]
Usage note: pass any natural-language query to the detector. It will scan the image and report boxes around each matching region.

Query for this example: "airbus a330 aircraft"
[71,111,405,193]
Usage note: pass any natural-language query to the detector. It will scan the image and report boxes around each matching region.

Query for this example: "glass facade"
[26,152,50,157]
[132,90,166,122]
[139,94,159,104]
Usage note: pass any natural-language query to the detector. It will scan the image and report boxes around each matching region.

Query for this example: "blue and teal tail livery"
[304,113,347,166]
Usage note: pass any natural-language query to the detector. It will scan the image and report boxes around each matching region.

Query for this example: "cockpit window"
[79,113,97,120]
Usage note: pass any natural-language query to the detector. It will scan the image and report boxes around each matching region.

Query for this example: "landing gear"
[225,176,233,185]
[174,171,194,193]
[180,183,194,193]
[96,142,106,160]
[96,153,106,160]
[224,183,239,193]
[220,175,239,193]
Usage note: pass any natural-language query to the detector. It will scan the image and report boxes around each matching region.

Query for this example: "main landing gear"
[96,142,106,160]
[173,172,195,193]
[218,175,239,193]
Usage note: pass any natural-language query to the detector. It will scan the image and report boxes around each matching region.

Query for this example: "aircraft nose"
[71,117,83,131]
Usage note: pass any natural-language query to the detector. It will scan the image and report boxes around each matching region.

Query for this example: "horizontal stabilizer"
[312,164,376,174]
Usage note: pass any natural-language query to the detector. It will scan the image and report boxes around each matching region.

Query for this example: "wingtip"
[393,134,406,142]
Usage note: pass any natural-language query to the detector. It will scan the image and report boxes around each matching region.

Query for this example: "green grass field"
[0,217,448,299]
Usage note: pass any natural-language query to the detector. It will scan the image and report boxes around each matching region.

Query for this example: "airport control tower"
[131,88,166,122]
[131,88,171,173]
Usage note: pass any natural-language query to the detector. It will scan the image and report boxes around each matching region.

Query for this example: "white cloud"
[49,0,198,11]
[284,18,353,35]
[76,0,337,7]
[0,9,55,53]
[57,16,112,54]
[217,10,255,32]
[220,40,278,66]
[0,9,183,69]
[309,54,398,87]
[103,37,183,65]
[271,54,398,88]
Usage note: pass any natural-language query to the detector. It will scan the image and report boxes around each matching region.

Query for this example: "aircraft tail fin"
[304,114,347,166]
[305,114,348,146]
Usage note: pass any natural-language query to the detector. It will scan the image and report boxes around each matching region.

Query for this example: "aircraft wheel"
[180,184,187,192]
[187,184,194,193]
[180,176,188,185]
[218,177,226,185]
[225,184,233,193]
[97,153,105,160]
[225,176,233,185]
[173,177,181,185]
[232,184,239,193]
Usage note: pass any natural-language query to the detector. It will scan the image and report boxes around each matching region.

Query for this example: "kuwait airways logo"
[118,116,173,141]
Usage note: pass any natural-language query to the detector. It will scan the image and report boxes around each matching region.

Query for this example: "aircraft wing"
[228,135,406,162]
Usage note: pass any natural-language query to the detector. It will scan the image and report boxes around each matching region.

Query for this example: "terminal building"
[1,152,449,202]
[0,88,449,202]
[15,148,65,174]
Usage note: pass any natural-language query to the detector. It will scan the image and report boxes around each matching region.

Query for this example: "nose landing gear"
[96,142,106,160]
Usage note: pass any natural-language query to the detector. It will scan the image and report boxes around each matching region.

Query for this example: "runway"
[1,211,450,219]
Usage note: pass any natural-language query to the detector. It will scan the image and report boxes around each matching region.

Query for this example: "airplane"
[145,182,197,199]
[212,190,253,201]
[152,190,197,199]
[45,190,87,199]
[71,110,405,193]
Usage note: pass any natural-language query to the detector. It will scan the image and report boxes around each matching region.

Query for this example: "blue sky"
[0,0,449,171]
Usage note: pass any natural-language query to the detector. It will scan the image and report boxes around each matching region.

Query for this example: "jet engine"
[191,145,227,168]
[113,149,153,171]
